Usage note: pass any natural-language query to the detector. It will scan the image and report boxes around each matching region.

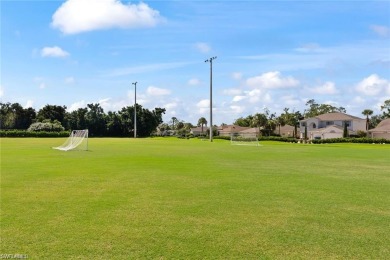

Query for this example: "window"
[312,123,316,129]
[301,122,306,127]
[326,121,334,125]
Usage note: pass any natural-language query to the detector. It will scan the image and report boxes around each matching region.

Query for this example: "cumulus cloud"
[231,72,243,80]
[370,25,390,37]
[24,100,34,108]
[68,100,87,111]
[230,105,245,114]
[51,0,163,34]
[309,81,338,95]
[41,46,69,58]
[232,95,246,102]
[146,86,171,96]
[39,83,46,89]
[222,88,242,96]
[195,42,211,53]
[246,71,299,89]
[355,74,390,96]
[188,78,201,86]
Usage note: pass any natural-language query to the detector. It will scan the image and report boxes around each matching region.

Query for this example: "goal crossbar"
[231,132,260,146]
[53,129,88,151]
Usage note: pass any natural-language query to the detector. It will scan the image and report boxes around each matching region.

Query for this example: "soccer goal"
[53,129,89,151]
[231,132,260,146]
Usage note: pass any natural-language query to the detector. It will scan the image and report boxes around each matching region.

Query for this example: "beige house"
[274,124,299,137]
[368,119,390,139]
[217,125,251,137]
[300,112,366,140]
[190,126,209,136]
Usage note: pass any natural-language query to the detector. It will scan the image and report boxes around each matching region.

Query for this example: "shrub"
[0,130,70,137]
[27,121,65,132]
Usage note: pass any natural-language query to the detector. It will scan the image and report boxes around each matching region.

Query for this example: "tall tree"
[197,117,207,134]
[37,104,67,124]
[304,99,346,118]
[361,109,374,131]
[85,103,106,136]
[380,99,390,118]
[251,113,267,135]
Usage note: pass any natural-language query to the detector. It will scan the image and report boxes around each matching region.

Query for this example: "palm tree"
[362,109,373,131]
[197,117,207,134]
[171,117,178,130]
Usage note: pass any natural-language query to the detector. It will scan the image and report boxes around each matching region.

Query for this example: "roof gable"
[305,112,364,121]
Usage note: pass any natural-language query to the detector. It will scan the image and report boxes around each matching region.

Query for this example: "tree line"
[0,102,165,137]
[1,99,389,137]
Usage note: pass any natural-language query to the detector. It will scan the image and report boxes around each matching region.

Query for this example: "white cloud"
[24,100,34,108]
[280,95,300,106]
[68,100,87,111]
[246,71,299,89]
[146,86,171,96]
[232,95,246,102]
[222,88,242,96]
[41,46,69,58]
[196,99,209,108]
[39,83,46,89]
[355,74,390,96]
[164,102,178,110]
[188,78,200,86]
[231,72,243,80]
[370,25,390,37]
[52,0,163,34]
[195,42,211,53]
[230,105,245,114]
[309,81,338,95]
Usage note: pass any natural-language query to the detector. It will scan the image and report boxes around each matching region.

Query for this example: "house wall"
[371,132,390,139]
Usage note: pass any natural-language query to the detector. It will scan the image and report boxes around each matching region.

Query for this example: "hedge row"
[213,136,298,142]
[0,130,70,138]
[311,137,390,144]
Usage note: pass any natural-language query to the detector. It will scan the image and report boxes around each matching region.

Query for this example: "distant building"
[368,119,390,140]
[299,112,366,140]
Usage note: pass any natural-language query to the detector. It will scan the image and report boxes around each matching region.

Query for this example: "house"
[217,125,251,137]
[299,112,366,140]
[190,126,209,136]
[274,124,300,137]
[368,119,390,139]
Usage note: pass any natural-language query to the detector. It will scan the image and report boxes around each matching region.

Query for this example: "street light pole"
[205,56,217,142]
[132,82,137,138]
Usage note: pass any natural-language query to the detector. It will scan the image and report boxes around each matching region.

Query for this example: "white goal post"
[53,129,89,151]
[231,132,260,146]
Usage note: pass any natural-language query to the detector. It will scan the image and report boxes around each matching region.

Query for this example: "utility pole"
[132,82,137,138]
[205,56,217,142]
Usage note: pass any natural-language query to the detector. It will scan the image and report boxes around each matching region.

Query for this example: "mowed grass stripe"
[1,138,389,259]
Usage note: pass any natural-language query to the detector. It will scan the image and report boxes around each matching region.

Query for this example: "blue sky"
[1,0,390,125]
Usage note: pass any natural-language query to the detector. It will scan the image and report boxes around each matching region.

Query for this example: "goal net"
[53,129,88,151]
[231,132,259,146]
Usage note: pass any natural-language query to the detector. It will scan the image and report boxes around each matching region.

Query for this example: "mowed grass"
[1,138,389,259]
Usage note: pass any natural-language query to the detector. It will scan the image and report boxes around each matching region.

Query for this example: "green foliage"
[27,120,65,132]
[304,99,346,118]
[0,130,69,137]
[311,137,390,144]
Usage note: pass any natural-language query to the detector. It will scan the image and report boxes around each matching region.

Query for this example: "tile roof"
[304,112,364,121]
[369,119,390,132]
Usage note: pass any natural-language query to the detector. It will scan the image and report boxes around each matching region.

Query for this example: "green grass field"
[1,138,389,259]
